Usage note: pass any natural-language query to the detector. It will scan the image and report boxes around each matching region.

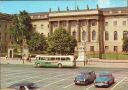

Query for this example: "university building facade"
[0,7,128,54]
[30,7,128,53]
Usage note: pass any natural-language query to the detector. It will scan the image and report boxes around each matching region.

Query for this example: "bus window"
[56,58,60,60]
[66,57,70,61]
[51,58,55,60]
[61,58,66,61]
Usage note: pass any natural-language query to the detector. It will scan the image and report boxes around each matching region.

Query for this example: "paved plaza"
[1,64,128,90]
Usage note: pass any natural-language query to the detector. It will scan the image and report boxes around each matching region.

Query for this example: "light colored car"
[94,72,115,87]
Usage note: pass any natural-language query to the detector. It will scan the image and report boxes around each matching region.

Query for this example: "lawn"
[88,53,128,60]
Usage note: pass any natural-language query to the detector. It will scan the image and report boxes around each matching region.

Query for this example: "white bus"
[34,55,75,68]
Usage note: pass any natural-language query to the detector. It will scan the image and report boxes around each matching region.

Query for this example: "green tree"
[123,37,128,52]
[28,33,47,53]
[10,10,33,45]
[47,28,77,55]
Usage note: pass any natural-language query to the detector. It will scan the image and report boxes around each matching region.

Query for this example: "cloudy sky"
[0,0,127,14]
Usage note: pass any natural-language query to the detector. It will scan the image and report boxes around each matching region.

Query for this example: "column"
[66,20,71,34]
[58,21,60,28]
[87,19,91,42]
[49,21,53,35]
[76,20,81,42]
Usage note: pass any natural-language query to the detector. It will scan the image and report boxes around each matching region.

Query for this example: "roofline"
[29,6,128,15]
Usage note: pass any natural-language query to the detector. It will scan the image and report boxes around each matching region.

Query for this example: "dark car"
[8,81,38,90]
[94,72,115,87]
[74,71,96,85]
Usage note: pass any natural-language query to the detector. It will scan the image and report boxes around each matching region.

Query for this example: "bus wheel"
[58,63,62,68]
[36,64,40,67]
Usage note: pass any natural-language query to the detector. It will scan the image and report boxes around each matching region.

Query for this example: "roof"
[29,7,128,15]
[99,71,112,75]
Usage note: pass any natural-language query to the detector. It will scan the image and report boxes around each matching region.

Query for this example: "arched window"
[105,31,109,40]
[72,31,76,39]
[92,30,96,40]
[114,31,118,40]
[82,31,86,41]
[123,31,128,39]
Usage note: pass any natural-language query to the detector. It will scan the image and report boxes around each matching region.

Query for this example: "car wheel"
[58,63,62,68]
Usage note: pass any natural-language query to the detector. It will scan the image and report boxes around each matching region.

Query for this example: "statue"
[22,38,29,60]
[76,41,88,65]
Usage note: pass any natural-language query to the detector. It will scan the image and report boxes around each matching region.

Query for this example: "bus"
[34,55,75,68]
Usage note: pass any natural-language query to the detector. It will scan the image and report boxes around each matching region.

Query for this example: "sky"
[0,0,127,14]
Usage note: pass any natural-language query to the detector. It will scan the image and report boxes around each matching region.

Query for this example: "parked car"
[74,71,96,85]
[94,72,115,87]
[7,81,38,90]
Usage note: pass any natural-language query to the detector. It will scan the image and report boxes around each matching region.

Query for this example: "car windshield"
[76,74,87,80]
[99,74,110,77]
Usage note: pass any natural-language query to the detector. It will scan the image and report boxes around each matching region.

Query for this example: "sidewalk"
[0,57,34,65]
[1,57,128,68]
[76,58,128,68]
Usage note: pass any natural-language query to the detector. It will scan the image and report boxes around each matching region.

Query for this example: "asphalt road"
[1,64,128,90]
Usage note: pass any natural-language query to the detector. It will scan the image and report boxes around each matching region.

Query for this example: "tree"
[10,10,33,45]
[122,37,128,52]
[47,28,77,55]
[28,33,47,53]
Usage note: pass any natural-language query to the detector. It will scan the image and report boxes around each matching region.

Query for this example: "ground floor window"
[90,46,94,52]
[114,46,118,52]
[105,46,109,51]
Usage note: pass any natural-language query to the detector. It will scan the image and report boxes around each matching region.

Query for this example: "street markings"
[111,77,127,90]
[62,83,75,88]
[86,84,94,90]
[34,73,72,83]
[43,75,74,87]
[6,72,56,85]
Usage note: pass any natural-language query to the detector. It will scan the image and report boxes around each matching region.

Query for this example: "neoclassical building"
[30,7,128,53]
[0,7,128,54]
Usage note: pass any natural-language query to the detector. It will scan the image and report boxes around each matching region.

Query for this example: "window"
[10,35,12,39]
[0,33,1,41]
[105,31,109,40]
[71,21,76,26]
[123,21,126,26]
[92,30,96,40]
[105,46,109,51]
[114,31,118,40]
[114,46,118,52]
[91,20,97,26]
[105,22,108,26]
[72,31,76,38]
[123,31,128,39]
[4,33,7,41]
[82,31,86,41]
[61,22,66,27]
[53,22,58,27]
[90,46,94,52]
[113,21,117,26]
[33,25,37,28]
[41,24,43,29]
[81,21,86,26]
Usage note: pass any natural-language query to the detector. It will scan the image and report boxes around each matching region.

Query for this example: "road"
[1,64,128,90]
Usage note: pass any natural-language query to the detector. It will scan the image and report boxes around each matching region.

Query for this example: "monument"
[22,38,29,60]
[76,41,88,61]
